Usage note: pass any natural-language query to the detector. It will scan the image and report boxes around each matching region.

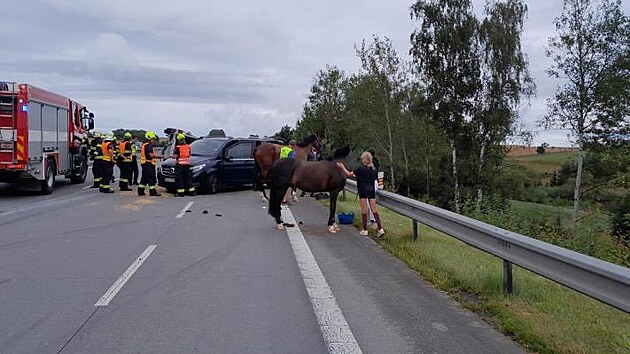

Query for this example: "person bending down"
[336,151,385,237]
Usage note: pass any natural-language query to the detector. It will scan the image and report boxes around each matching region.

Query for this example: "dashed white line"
[176,201,194,219]
[281,207,363,354]
[95,245,157,307]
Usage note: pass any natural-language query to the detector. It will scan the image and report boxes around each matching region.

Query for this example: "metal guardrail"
[344,180,630,313]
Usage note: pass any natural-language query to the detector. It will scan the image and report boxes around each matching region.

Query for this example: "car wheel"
[41,160,55,195]
[206,175,219,194]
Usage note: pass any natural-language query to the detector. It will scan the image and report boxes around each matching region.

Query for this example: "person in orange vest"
[171,133,196,197]
[138,131,161,197]
[118,132,134,191]
[99,134,115,193]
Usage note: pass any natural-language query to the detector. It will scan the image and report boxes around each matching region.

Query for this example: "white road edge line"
[82,185,92,189]
[95,245,157,307]
[176,201,194,219]
[281,207,363,354]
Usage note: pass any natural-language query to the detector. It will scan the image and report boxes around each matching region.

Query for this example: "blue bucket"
[337,212,355,225]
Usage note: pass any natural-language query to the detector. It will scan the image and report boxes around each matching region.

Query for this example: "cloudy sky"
[3,1,627,146]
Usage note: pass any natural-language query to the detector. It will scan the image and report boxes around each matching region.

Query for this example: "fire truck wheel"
[41,159,55,195]
[70,157,88,184]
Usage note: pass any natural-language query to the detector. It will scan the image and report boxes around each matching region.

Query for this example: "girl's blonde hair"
[361,151,374,169]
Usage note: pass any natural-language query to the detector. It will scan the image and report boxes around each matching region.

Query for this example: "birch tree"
[410,0,481,212]
[543,0,629,224]
[475,0,535,211]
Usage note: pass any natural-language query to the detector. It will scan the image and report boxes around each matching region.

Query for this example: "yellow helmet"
[176,133,186,141]
[145,131,157,140]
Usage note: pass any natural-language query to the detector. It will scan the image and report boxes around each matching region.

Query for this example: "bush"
[521,187,549,204]
[610,194,630,246]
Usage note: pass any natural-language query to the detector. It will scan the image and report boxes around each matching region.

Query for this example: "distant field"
[505,151,576,175]
[508,146,576,156]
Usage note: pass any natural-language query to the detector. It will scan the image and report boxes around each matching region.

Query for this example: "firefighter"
[90,134,104,188]
[100,134,115,193]
[172,133,196,197]
[138,131,161,197]
[118,132,134,191]
[131,136,139,185]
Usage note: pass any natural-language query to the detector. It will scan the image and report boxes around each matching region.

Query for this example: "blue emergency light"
[21,105,28,112]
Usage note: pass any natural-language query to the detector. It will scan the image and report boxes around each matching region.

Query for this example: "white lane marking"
[95,245,157,307]
[0,195,87,218]
[83,185,93,189]
[281,208,363,354]
[176,201,194,219]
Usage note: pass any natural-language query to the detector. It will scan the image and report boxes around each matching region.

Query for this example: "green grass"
[510,200,609,230]
[327,192,630,354]
[506,151,576,176]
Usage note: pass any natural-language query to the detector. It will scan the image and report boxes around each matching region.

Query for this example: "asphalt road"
[0,171,524,353]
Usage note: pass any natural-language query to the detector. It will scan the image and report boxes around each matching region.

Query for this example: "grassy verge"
[326,192,630,354]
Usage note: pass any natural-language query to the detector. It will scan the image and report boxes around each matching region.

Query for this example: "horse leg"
[269,180,287,230]
[331,190,341,231]
[327,190,339,233]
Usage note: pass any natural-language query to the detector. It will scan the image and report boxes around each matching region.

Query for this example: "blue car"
[157,136,281,194]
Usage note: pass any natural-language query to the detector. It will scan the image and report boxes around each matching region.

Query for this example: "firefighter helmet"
[176,133,186,141]
[124,132,132,139]
[145,131,157,140]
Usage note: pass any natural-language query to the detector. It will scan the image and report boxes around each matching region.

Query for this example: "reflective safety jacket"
[280,146,294,159]
[101,141,114,162]
[175,144,191,165]
[141,142,156,165]
[119,141,133,162]
[91,138,103,160]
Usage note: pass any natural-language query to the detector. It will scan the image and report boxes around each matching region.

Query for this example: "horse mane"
[326,145,351,161]
[296,134,316,147]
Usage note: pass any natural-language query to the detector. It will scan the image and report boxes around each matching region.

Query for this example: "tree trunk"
[384,104,396,190]
[450,139,461,213]
[425,119,430,198]
[573,137,584,226]
[476,137,487,213]
[401,137,411,196]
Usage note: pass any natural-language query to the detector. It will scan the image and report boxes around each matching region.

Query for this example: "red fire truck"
[0,82,95,194]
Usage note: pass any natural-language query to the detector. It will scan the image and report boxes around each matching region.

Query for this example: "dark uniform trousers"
[101,161,114,188]
[175,164,194,193]
[92,158,102,187]
[119,161,133,188]
[140,163,157,189]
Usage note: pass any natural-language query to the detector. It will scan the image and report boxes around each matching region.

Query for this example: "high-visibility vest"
[280,146,293,159]
[141,142,156,165]
[101,141,114,162]
[176,144,191,165]
[119,141,133,162]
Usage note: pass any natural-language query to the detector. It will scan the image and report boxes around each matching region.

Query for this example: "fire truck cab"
[0,82,95,194]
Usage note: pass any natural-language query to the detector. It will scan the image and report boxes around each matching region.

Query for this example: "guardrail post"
[412,220,419,241]
[503,260,513,294]
[341,190,346,201]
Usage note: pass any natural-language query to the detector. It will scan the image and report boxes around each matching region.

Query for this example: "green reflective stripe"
[101,185,111,189]
[139,184,146,188]
[94,178,102,181]
[188,187,196,192]
[94,156,103,160]
[119,178,129,182]
[148,186,156,190]
[177,189,185,193]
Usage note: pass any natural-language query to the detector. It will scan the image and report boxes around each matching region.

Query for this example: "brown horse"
[268,145,350,233]
[254,134,322,199]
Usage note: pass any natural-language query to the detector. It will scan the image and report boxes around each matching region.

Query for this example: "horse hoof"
[277,224,285,230]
